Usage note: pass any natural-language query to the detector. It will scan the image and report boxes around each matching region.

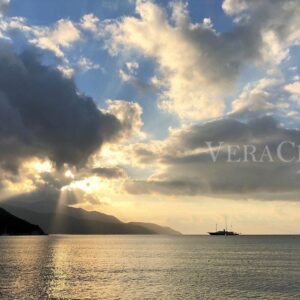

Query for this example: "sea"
[0,235,299,300]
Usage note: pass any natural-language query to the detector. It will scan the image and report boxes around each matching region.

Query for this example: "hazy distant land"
[1,197,180,235]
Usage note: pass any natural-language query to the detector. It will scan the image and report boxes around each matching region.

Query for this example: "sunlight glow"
[64,170,75,179]
[25,158,54,173]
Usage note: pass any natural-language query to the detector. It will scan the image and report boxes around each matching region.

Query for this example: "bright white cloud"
[0,17,80,57]
[105,0,300,121]
[106,1,228,120]
[285,81,300,95]
[231,77,285,116]
[222,0,248,16]
[33,19,80,57]
[80,14,100,32]
[57,65,75,78]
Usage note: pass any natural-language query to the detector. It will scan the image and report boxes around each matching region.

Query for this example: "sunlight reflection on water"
[0,235,299,299]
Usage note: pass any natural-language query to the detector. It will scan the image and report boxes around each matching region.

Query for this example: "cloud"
[4,183,100,209]
[80,14,100,33]
[77,57,101,72]
[105,99,146,140]
[105,0,300,121]
[230,77,291,119]
[0,17,80,58]
[57,57,101,78]
[57,64,75,78]
[123,115,300,199]
[91,167,127,178]
[119,68,154,93]
[0,45,124,171]
[222,0,248,16]
[285,81,300,95]
[0,0,9,15]
[32,19,80,58]
[0,153,127,206]
[118,61,154,93]
[119,69,132,82]
[1,0,300,210]
[119,61,139,82]
[126,61,139,72]
[0,40,146,199]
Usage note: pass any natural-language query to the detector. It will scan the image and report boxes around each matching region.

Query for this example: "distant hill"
[3,196,181,235]
[128,222,181,235]
[0,208,45,236]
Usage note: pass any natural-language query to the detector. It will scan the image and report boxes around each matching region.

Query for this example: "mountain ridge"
[2,200,181,235]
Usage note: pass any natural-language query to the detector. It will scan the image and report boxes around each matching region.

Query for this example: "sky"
[1,0,300,234]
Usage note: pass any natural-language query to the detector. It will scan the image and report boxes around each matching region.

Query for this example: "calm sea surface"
[0,235,299,299]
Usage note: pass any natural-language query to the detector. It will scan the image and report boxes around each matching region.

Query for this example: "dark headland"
[0,208,45,236]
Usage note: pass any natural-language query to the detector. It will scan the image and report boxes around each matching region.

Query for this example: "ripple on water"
[0,235,299,299]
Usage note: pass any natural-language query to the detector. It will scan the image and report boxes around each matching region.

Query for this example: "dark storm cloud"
[176,116,300,151]
[0,45,123,170]
[125,116,300,199]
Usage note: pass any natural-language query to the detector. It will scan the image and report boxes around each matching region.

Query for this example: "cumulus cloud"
[2,0,300,210]
[0,41,146,200]
[105,99,145,140]
[222,0,249,16]
[31,19,81,57]
[105,0,300,121]
[0,45,124,171]
[0,36,147,200]
[285,81,300,95]
[230,77,290,118]
[80,14,100,33]
[0,16,80,58]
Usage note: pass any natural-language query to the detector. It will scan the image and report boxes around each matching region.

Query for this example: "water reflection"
[0,235,299,299]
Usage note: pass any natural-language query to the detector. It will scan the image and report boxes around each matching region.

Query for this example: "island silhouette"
[0,208,45,235]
